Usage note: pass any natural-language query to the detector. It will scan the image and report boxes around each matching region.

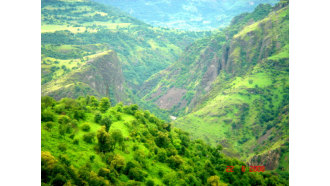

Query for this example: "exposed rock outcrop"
[42,50,126,102]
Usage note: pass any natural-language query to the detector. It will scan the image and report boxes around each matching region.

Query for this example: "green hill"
[42,95,288,185]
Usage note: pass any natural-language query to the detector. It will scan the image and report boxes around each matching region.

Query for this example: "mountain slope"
[139,4,275,115]
[174,1,289,167]
[137,0,289,171]
[93,0,278,30]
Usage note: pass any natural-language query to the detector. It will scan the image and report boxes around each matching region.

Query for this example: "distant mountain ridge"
[93,0,279,30]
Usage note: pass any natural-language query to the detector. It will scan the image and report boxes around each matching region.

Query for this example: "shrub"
[69,133,75,139]
[167,155,184,169]
[58,143,67,152]
[74,110,86,120]
[155,132,170,148]
[98,168,110,178]
[73,139,79,145]
[44,122,54,131]
[99,97,111,113]
[83,132,96,143]
[81,123,91,132]
[52,174,67,186]
[128,167,145,182]
[110,129,124,148]
[90,155,95,162]
[158,170,164,178]
[146,180,155,186]
[41,109,56,122]
[110,154,126,172]
[58,115,70,125]
[94,112,102,123]
[207,175,220,186]
[54,104,66,114]
[41,96,56,109]
[101,117,112,132]
[157,148,167,162]
[97,127,114,152]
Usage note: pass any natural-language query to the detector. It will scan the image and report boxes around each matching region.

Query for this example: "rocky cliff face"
[42,50,126,102]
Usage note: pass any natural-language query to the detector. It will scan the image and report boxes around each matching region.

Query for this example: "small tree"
[207,175,220,186]
[89,96,99,107]
[155,132,170,148]
[101,117,112,132]
[110,154,126,172]
[81,123,91,132]
[167,155,184,169]
[99,97,111,113]
[97,127,114,152]
[110,129,124,148]
[41,96,56,109]
[94,112,102,124]
[83,132,96,144]
[41,109,56,122]
[58,115,70,125]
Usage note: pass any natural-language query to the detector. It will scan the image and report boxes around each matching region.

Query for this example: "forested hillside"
[93,0,278,30]
[42,96,288,185]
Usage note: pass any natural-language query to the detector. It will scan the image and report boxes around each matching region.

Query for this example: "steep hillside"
[42,50,126,103]
[138,0,289,172]
[41,96,288,185]
[41,0,210,92]
[139,4,275,115]
[93,0,278,30]
[174,1,289,168]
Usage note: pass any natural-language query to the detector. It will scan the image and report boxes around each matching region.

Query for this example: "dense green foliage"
[42,96,288,185]
[93,0,278,30]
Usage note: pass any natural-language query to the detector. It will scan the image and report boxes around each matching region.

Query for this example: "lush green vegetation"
[42,96,288,185]
[41,0,289,184]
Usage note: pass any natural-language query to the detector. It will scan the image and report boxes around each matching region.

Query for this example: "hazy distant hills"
[93,0,279,30]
